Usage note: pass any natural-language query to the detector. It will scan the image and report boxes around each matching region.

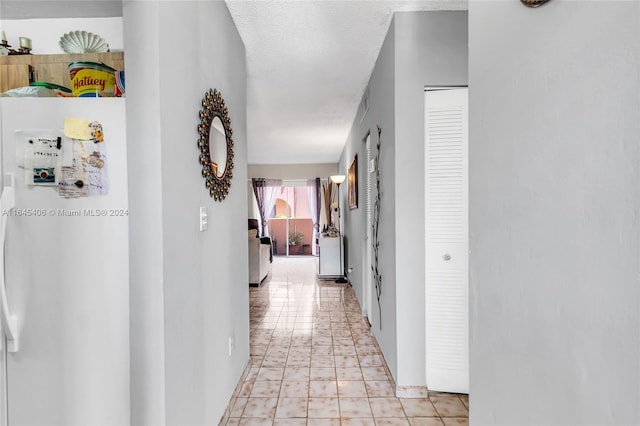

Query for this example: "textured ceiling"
[226,0,467,165]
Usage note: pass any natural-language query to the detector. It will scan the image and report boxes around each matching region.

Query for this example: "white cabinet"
[318,236,343,278]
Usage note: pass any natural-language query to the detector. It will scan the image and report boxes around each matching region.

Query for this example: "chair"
[248,219,273,262]
[248,219,273,286]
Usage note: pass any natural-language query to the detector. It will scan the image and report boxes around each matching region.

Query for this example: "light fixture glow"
[330,174,346,185]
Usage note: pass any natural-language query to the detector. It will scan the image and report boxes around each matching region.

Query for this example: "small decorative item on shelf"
[18,37,32,54]
[325,226,339,238]
[0,31,8,56]
[0,31,31,55]
[59,31,109,53]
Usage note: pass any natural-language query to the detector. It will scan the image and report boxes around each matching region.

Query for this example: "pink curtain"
[306,178,320,255]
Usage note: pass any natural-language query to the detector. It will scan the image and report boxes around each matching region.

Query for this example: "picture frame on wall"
[348,154,358,210]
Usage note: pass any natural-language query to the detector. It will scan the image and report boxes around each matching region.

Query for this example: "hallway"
[222,256,469,425]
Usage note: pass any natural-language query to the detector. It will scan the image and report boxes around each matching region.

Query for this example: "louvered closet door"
[363,133,373,321]
[424,88,469,394]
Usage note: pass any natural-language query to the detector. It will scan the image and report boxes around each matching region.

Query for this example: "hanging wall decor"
[197,88,235,201]
[372,125,383,330]
[521,0,551,7]
[348,154,358,210]
[322,179,335,229]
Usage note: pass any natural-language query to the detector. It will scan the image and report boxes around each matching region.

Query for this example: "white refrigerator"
[0,98,130,425]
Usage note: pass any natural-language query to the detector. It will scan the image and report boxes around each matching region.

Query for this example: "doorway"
[268,180,316,257]
[424,87,469,394]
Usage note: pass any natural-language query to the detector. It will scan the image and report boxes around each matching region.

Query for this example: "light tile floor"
[223,256,468,425]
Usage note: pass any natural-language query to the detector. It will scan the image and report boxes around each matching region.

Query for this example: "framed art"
[348,154,358,210]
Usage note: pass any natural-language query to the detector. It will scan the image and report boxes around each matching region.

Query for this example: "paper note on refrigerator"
[58,140,89,198]
[64,118,106,144]
[84,141,109,196]
[59,121,109,197]
[63,117,92,140]
[16,130,65,186]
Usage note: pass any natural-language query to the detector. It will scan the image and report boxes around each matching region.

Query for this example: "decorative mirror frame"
[197,88,234,201]
[521,0,551,8]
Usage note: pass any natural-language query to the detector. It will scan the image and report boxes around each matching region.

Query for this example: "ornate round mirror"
[520,0,551,7]
[197,88,234,201]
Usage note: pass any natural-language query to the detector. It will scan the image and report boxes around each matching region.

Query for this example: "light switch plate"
[199,207,208,231]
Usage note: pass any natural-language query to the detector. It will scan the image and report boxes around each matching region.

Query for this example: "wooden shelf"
[0,52,124,93]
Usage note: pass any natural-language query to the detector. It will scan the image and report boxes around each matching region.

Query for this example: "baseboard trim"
[395,385,430,398]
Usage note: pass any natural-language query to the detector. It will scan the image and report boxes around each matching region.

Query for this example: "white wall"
[124,1,249,425]
[469,1,640,424]
[123,2,165,425]
[339,11,468,390]
[341,17,398,378]
[393,11,468,391]
[248,163,337,180]
[0,17,123,53]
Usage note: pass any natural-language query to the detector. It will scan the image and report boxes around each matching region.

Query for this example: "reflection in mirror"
[210,116,227,177]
